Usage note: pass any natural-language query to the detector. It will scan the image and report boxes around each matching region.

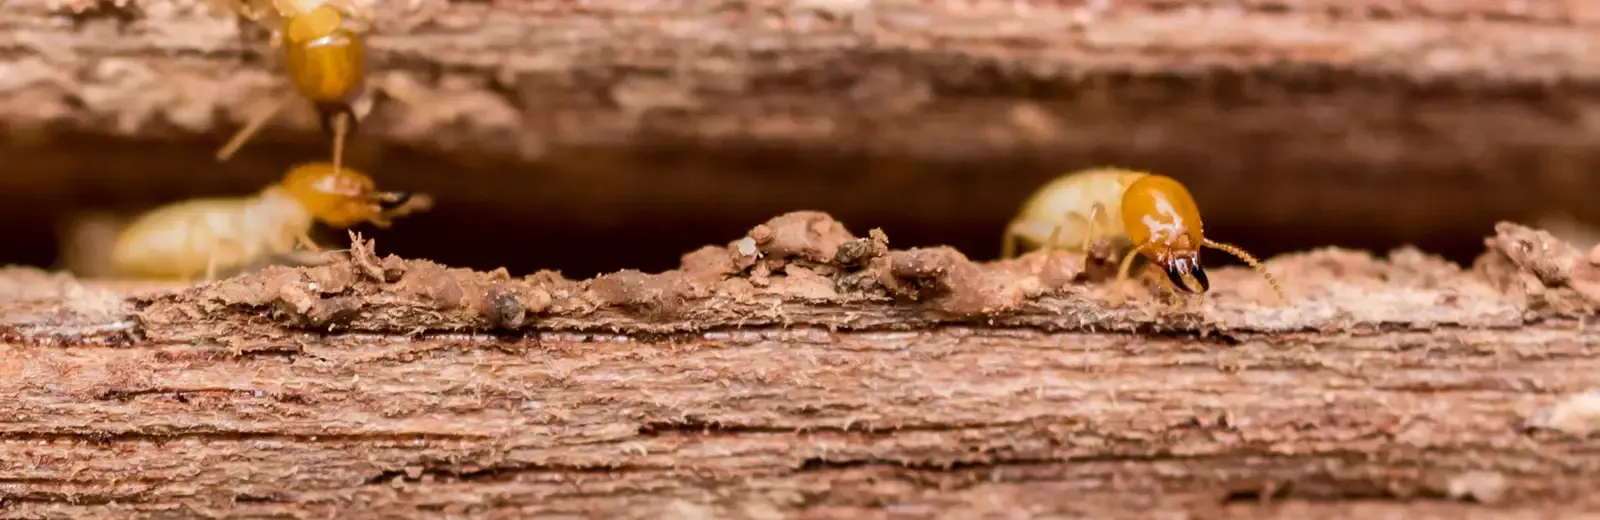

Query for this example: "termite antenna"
[377,191,412,208]
[377,192,433,222]
[1202,239,1285,302]
[1000,224,1019,260]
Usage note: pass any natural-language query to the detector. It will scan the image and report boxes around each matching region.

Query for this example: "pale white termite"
[1001,167,1283,300]
[109,162,427,281]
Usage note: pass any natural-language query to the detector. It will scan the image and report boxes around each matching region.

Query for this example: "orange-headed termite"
[213,0,387,178]
[1001,167,1284,301]
[109,161,430,281]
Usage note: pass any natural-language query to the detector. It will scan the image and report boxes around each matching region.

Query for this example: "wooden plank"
[0,213,1595,517]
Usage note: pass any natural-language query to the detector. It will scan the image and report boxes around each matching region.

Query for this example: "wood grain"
[0,214,1596,517]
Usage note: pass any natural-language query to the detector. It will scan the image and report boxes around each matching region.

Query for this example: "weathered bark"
[8,0,1600,278]
[4,0,1598,156]
[1,212,1598,518]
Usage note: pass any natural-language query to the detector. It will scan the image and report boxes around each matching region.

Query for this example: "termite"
[108,161,430,282]
[212,0,390,177]
[1000,167,1285,302]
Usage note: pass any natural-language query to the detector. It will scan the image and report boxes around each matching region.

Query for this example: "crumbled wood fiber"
[119,214,1594,341]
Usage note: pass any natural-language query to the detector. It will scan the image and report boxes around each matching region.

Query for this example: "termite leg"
[1078,205,1100,252]
[217,91,296,162]
[1037,203,1107,276]
[1115,241,1153,284]
[1076,203,1109,266]
[1039,213,1083,275]
[1000,222,1023,260]
[1104,241,1156,305]
[203,248,218,283]
[296,233,323,253]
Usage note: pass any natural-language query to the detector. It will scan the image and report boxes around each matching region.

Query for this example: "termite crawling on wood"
[108,162,431,282]
[212,0,397,177]
[1001,167,1285,302]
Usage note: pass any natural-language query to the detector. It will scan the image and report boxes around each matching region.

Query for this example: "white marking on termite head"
[1139,197,1186,245]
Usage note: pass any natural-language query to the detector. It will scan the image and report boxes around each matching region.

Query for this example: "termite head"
[277,162,427,229]
[1121,174,1211,294]
[1118,173,1285,302]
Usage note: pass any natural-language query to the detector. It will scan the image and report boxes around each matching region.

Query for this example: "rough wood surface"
[2,211,1599,518]
[2,0,1599,158]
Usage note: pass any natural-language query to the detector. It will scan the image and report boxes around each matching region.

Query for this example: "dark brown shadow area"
[4,63,1596,279]
[0,133,1530,279]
